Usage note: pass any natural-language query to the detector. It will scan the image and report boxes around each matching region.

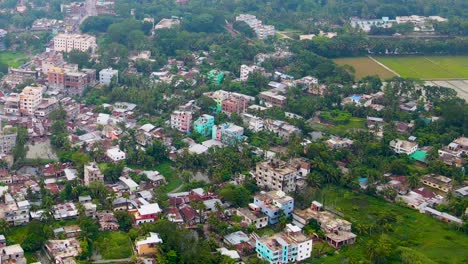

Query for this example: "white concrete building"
[390,139,418,155]
[53,33,97,52]
[106,147,126,162]
[99,68,118,85]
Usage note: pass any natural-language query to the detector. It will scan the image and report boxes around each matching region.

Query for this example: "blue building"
[193,114,215,137]
[255,224,312,264]
[253,191,294,225]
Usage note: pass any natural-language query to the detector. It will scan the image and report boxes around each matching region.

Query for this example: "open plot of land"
[309,187,468,263]
[0,51,29,67]
[425,80,468,101]
[334,57,397,80]
[95,232,133,259]
[375,56,468,79]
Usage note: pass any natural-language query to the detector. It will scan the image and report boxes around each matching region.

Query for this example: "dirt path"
[368,56,401,77]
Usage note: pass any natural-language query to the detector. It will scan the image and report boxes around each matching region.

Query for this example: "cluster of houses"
[236,14,276,40]
[350,15,448,32]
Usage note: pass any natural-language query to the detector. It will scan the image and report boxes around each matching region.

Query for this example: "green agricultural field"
[334,57,397,80]
[305,186,468,263]
[375,56,468,79]
[0,51,29,67]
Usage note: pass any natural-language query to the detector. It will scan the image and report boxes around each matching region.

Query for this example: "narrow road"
[92,258,132,263]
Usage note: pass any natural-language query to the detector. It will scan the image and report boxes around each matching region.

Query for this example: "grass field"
[310,117,366,136]
[334,57,396,80]
[155,161,182,191]
[306,186,468,263]
[375,56,468,79]
[0,51,29,67]
[95,232,133,259]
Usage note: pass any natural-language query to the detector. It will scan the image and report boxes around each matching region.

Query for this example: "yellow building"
[19,86,43,116]
[136,233,162,256]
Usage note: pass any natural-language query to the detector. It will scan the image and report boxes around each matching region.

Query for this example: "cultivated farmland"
[375,56,468,79]
[334,57,397,80]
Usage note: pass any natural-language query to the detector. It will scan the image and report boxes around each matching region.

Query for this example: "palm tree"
[407,174,420,189]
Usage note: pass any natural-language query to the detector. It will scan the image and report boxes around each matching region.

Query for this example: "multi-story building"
[53,33,97,53]
[204,90,255,114]
[212,123,244,145]
[253,191,294,224]
[390,139,418,155]
[3,68,38,88]
[48,67,96,96]
[60,2,86,16]
[260,91,287,108]
[293,201,356,248]
[0,126,17,154]
[255,224,312,264]
[129,203,162,225]
[2,194,30,226]
[171,111,193,133]
[96,0,116,15]
[0,244,27,264]
[236,207,268,229]
[99,68,118,85]
[438,137,468,167]
[193,114,215,137]
[19,86,43,116]
[264,119,301,141]
[83,162,104,186]
[3,93,20,115]
[236,14,275,39]
[254,159,310,193]
[240,64,267,81]
[242,113,265,132]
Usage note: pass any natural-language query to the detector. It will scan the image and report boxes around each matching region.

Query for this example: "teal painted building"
[193,114,215,137]
[207,70,225,85]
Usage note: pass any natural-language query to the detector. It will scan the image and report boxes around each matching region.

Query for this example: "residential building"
[390,139,418,155]
[155,18,180,30]
[236,207,268,229]
[455,186,468,197]
[204,90,255,114]
[223,231,251,247]
[254,159,310,193]
[240,64,267,81]
[96,211,119,231]
[2,195,30,226]
[0,244,26,264]
[53,33,97,53]
[99,68,118,85]
[34,98,59,117]
[293,201,357,248]
[193,114,215,137]
[3,94,21,115]
[119,176,139,192]
[326,136,354,150]
[422,207,462,225]
[130,203,162,225]
[207,70,225,85]
[3,68,38,88]
[253,191,294,224]
[95,0,115,15]
[260,91,287,108]
[48,67,96,96]
[420,174,452,193]
[264,119,301,141]
[350,17,395,32]
[342,94,373,107]
[0,126,17,154]
[437,137,468,167]
[236,14,275,39]
[255,224,312,264]
[212,123,244,145]
[83,162,104,186]
[136,233,163,256]
[242,113,264,132]
[19,86,43,116]
[399,187,444,209]
[53,203,79,220]
[217,248,241,263]
[106,147,126,162]
[45,239,81,264]
[171,111,192,133]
